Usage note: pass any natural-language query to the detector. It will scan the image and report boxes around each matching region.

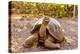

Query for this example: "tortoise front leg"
[23,33,38,48]
[32,40,38,48]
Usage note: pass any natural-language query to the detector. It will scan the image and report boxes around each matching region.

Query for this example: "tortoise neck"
[42,23,48,27]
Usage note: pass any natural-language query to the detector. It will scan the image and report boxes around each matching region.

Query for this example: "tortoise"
[31,16,65,42]
[29,16,66,49]
[23,16,66,49]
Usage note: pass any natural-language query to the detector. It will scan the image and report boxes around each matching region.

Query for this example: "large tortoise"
[30,16,65,48]
[31,16,65,42]
[23,16,66,49]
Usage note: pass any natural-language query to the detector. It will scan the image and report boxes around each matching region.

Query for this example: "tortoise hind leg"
[44,39,60,49]
[44,35,60,49]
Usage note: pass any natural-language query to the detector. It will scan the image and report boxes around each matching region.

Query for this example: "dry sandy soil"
[9,14,78,53]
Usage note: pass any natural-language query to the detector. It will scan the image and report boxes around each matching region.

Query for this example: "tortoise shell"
[31,16,64,42]
[47,18,64,42]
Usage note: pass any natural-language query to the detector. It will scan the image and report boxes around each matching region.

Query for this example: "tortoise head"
[42,16,49,25]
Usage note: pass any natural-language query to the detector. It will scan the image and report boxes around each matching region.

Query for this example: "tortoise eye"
[27,43,31,45]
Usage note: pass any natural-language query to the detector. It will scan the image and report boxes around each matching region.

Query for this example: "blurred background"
[9,1,78,18]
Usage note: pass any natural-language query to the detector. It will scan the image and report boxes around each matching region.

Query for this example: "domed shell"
[47,18,64,42]
[31,17,64,42]
[31,18,43,33]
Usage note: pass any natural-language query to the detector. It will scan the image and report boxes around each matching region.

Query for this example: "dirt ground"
[9,14,78,53]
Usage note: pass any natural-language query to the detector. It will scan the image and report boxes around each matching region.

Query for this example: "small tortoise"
[23,16,66,49]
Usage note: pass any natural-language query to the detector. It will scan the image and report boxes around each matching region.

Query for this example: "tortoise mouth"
[44,20,49,23]
[44,20,49,22]
[43,21,49,25]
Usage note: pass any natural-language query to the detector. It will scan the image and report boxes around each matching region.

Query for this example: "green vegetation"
[9,1,78,18]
